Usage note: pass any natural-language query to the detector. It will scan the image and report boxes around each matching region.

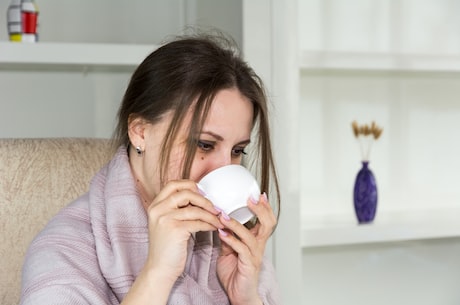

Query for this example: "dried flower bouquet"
[351,120,383,161]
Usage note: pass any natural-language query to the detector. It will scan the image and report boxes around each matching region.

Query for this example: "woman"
[20,33,281,305]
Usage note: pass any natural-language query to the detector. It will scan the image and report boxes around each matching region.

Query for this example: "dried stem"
[351,120,383,160]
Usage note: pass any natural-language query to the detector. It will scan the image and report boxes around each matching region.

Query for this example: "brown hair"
[113,32,280,219]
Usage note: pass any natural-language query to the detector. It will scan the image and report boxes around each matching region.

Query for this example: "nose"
[213,152,233,169]
[206,151,236,174]
[195,151,238,182]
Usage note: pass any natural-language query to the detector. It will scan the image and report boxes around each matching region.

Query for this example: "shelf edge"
[300,50,460,73]
[0,42,158,68]
[301,208,460,248]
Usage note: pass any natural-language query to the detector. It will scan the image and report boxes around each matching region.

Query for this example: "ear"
[127,115,148,150]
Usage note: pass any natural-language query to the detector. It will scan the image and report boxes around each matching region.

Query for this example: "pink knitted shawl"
[20,147,281,304]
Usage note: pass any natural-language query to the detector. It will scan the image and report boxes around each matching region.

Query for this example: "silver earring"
[135,146,143,156]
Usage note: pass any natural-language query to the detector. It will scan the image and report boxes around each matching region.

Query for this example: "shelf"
[301,208,460,248]
[300,50,460,73]
[0,42,157,71]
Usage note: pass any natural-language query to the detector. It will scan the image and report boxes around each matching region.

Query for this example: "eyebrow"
[201,131,251,146]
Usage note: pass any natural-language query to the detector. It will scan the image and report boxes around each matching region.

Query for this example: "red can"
[21,11,38,34]
[21,1,38,35]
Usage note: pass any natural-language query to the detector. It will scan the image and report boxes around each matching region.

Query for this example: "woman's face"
[139,87,254,200]
[188,88,254,182]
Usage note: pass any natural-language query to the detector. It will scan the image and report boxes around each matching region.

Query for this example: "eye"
[232,146,247,157]
[197,140,215,152]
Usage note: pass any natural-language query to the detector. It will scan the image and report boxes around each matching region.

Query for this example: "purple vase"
[353,161,378,224]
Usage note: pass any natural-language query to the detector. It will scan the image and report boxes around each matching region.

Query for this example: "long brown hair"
[113,32,281,219]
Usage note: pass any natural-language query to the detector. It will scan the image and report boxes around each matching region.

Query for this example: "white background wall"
[303,238,460,305]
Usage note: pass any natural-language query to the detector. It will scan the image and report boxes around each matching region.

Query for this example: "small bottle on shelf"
[6,0,39,43]
[20,0,39,42]
[7,0,22,41]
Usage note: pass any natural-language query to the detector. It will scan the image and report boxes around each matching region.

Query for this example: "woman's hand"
[217,193,276,305]
[122,180,223,305]
[145,180,223,283]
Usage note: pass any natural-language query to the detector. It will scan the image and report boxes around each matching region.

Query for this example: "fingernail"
[221,211,231,221]
[218,228,228,236]
[250,194,259,205]
[196,183,207,196]
[262,192,268,203]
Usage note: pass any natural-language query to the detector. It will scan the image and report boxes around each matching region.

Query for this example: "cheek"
[189,154,215,182]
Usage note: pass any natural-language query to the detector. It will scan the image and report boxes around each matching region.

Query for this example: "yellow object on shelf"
[9,33,22,42]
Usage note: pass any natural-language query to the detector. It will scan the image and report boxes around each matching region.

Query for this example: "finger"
[167,189,217,212]
[155,219,221,237]
[154,183,220,215]
[180,220,221,234]
[154,180,211,206]
[171,205,224,229]
[218,230,234,255]
[246,193,277,240]
[218,225,258,266]
[218,213,258,255]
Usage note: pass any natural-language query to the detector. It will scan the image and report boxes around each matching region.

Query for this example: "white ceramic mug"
[198,164,260,224]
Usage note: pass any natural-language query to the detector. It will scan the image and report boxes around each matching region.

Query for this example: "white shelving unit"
[294,1,460,303]
[302,208,460,248]
[0,42,158,138]
[299,50,460,249]
[0,42,156,70]
[300,50,460,73]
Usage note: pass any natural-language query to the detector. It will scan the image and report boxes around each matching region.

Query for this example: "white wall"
[303,238,460,305]
[0,70,129,138]
[298,0,460,54]
[0,0,240,44]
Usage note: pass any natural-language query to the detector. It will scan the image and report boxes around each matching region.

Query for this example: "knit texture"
[20,147,281,305]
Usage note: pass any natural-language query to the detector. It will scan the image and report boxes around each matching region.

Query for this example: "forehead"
[156,88,254,142]
[202,88,253,132]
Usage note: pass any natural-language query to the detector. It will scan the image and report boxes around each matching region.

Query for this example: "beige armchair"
[0,138,111,305]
